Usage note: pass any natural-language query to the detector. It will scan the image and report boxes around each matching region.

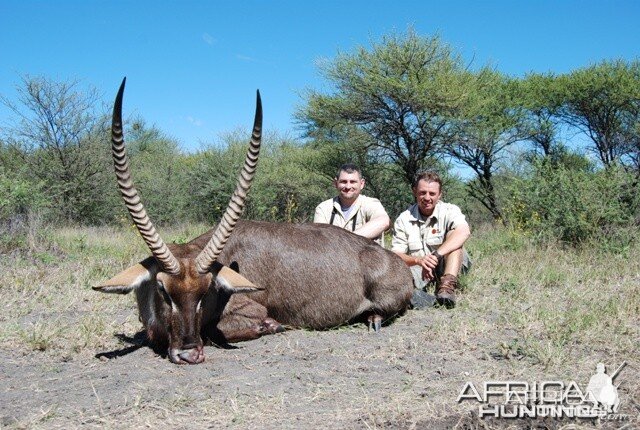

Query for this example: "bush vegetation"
[1,31,639,251]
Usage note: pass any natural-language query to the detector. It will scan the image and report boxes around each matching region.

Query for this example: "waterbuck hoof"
[367,315,383,333]
[261,318,285,334]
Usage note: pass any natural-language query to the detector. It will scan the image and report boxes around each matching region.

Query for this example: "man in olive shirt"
[314,163,390,244]
[391,171,471,308]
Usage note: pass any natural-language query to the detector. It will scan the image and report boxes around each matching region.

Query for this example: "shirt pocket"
[425,233,445,246]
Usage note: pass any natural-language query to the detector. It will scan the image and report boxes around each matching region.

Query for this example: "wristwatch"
[431,249,444,263]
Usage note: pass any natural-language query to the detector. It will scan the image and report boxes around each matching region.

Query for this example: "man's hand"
[395,251,443,281]
[414,254,439,281]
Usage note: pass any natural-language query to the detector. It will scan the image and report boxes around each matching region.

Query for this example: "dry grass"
[0,223,638,429]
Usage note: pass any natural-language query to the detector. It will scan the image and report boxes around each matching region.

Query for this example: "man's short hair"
[336,163,362,179]
[412,171,442,189]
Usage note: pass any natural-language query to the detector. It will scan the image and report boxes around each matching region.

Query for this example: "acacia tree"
[446,71,525,220]
[0,75,113,222]
[557,59,640,167]
[516,72,565,158]
[297,30,481,185]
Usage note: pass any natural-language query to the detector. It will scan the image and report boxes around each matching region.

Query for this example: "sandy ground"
[1,305,637,430]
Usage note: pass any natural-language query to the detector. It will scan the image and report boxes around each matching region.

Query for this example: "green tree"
[297,30,481,185]
[516,72,565,158]
[0,141,46,221]
[446,71,525,220]
[557,59,640,167]
[0,75,114,223]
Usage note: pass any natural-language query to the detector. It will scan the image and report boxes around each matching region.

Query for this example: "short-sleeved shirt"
[391,201,468,257]
[314,194,388,242]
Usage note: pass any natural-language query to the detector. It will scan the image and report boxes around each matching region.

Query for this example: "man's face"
[334,171,364,203]
[413,180,441,216]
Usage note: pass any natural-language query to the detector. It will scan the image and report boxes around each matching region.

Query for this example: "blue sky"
[1,1,639,152]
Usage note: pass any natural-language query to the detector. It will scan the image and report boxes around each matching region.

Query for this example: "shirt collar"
[409,202,440,226]
[333,195,361,211]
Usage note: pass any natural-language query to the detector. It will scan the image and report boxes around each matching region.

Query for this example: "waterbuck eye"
[157,280,172,304]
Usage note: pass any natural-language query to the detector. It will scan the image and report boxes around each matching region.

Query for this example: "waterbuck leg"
[367,314,383,333]
[208,295,284,344]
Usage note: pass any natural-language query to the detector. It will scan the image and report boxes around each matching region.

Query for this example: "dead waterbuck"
[95,79,413,364]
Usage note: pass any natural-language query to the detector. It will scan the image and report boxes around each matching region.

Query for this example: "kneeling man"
[391,171,471,308]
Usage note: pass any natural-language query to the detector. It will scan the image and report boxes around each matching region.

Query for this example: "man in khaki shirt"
[391,171,471,308]
[314,164,390,243]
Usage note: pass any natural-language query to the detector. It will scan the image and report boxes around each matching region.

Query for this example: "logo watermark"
[457,362,632,421]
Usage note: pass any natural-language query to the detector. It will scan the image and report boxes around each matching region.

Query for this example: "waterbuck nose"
[175,343,204,364]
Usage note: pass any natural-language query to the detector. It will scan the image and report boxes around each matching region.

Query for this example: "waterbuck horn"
[111,77,181,275]
[194,90,262,274]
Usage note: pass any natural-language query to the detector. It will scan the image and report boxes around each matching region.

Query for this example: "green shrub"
[0,171,52,252]
[503,161,637,245]
[0,174,46,221]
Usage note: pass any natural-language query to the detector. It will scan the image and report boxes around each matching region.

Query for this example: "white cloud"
[202,33,216,45]
[186,116,203,127]
[235,54,257,62]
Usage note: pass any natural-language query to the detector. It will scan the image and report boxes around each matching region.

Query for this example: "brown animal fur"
[194,221,413,335]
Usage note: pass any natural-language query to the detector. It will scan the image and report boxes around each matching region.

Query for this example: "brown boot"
[436,274,458,308]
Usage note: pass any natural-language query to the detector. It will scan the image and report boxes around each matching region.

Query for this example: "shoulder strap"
[330,206,357,231]
[329,207,338,226]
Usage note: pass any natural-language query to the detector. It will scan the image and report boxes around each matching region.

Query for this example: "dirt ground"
[1,304,638,430]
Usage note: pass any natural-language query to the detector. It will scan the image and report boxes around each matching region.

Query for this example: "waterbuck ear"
[94,257,158,294]
[216,265,265,294]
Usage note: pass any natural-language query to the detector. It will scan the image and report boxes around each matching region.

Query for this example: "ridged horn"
[195,90,262,274]
[111,78,181,275]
